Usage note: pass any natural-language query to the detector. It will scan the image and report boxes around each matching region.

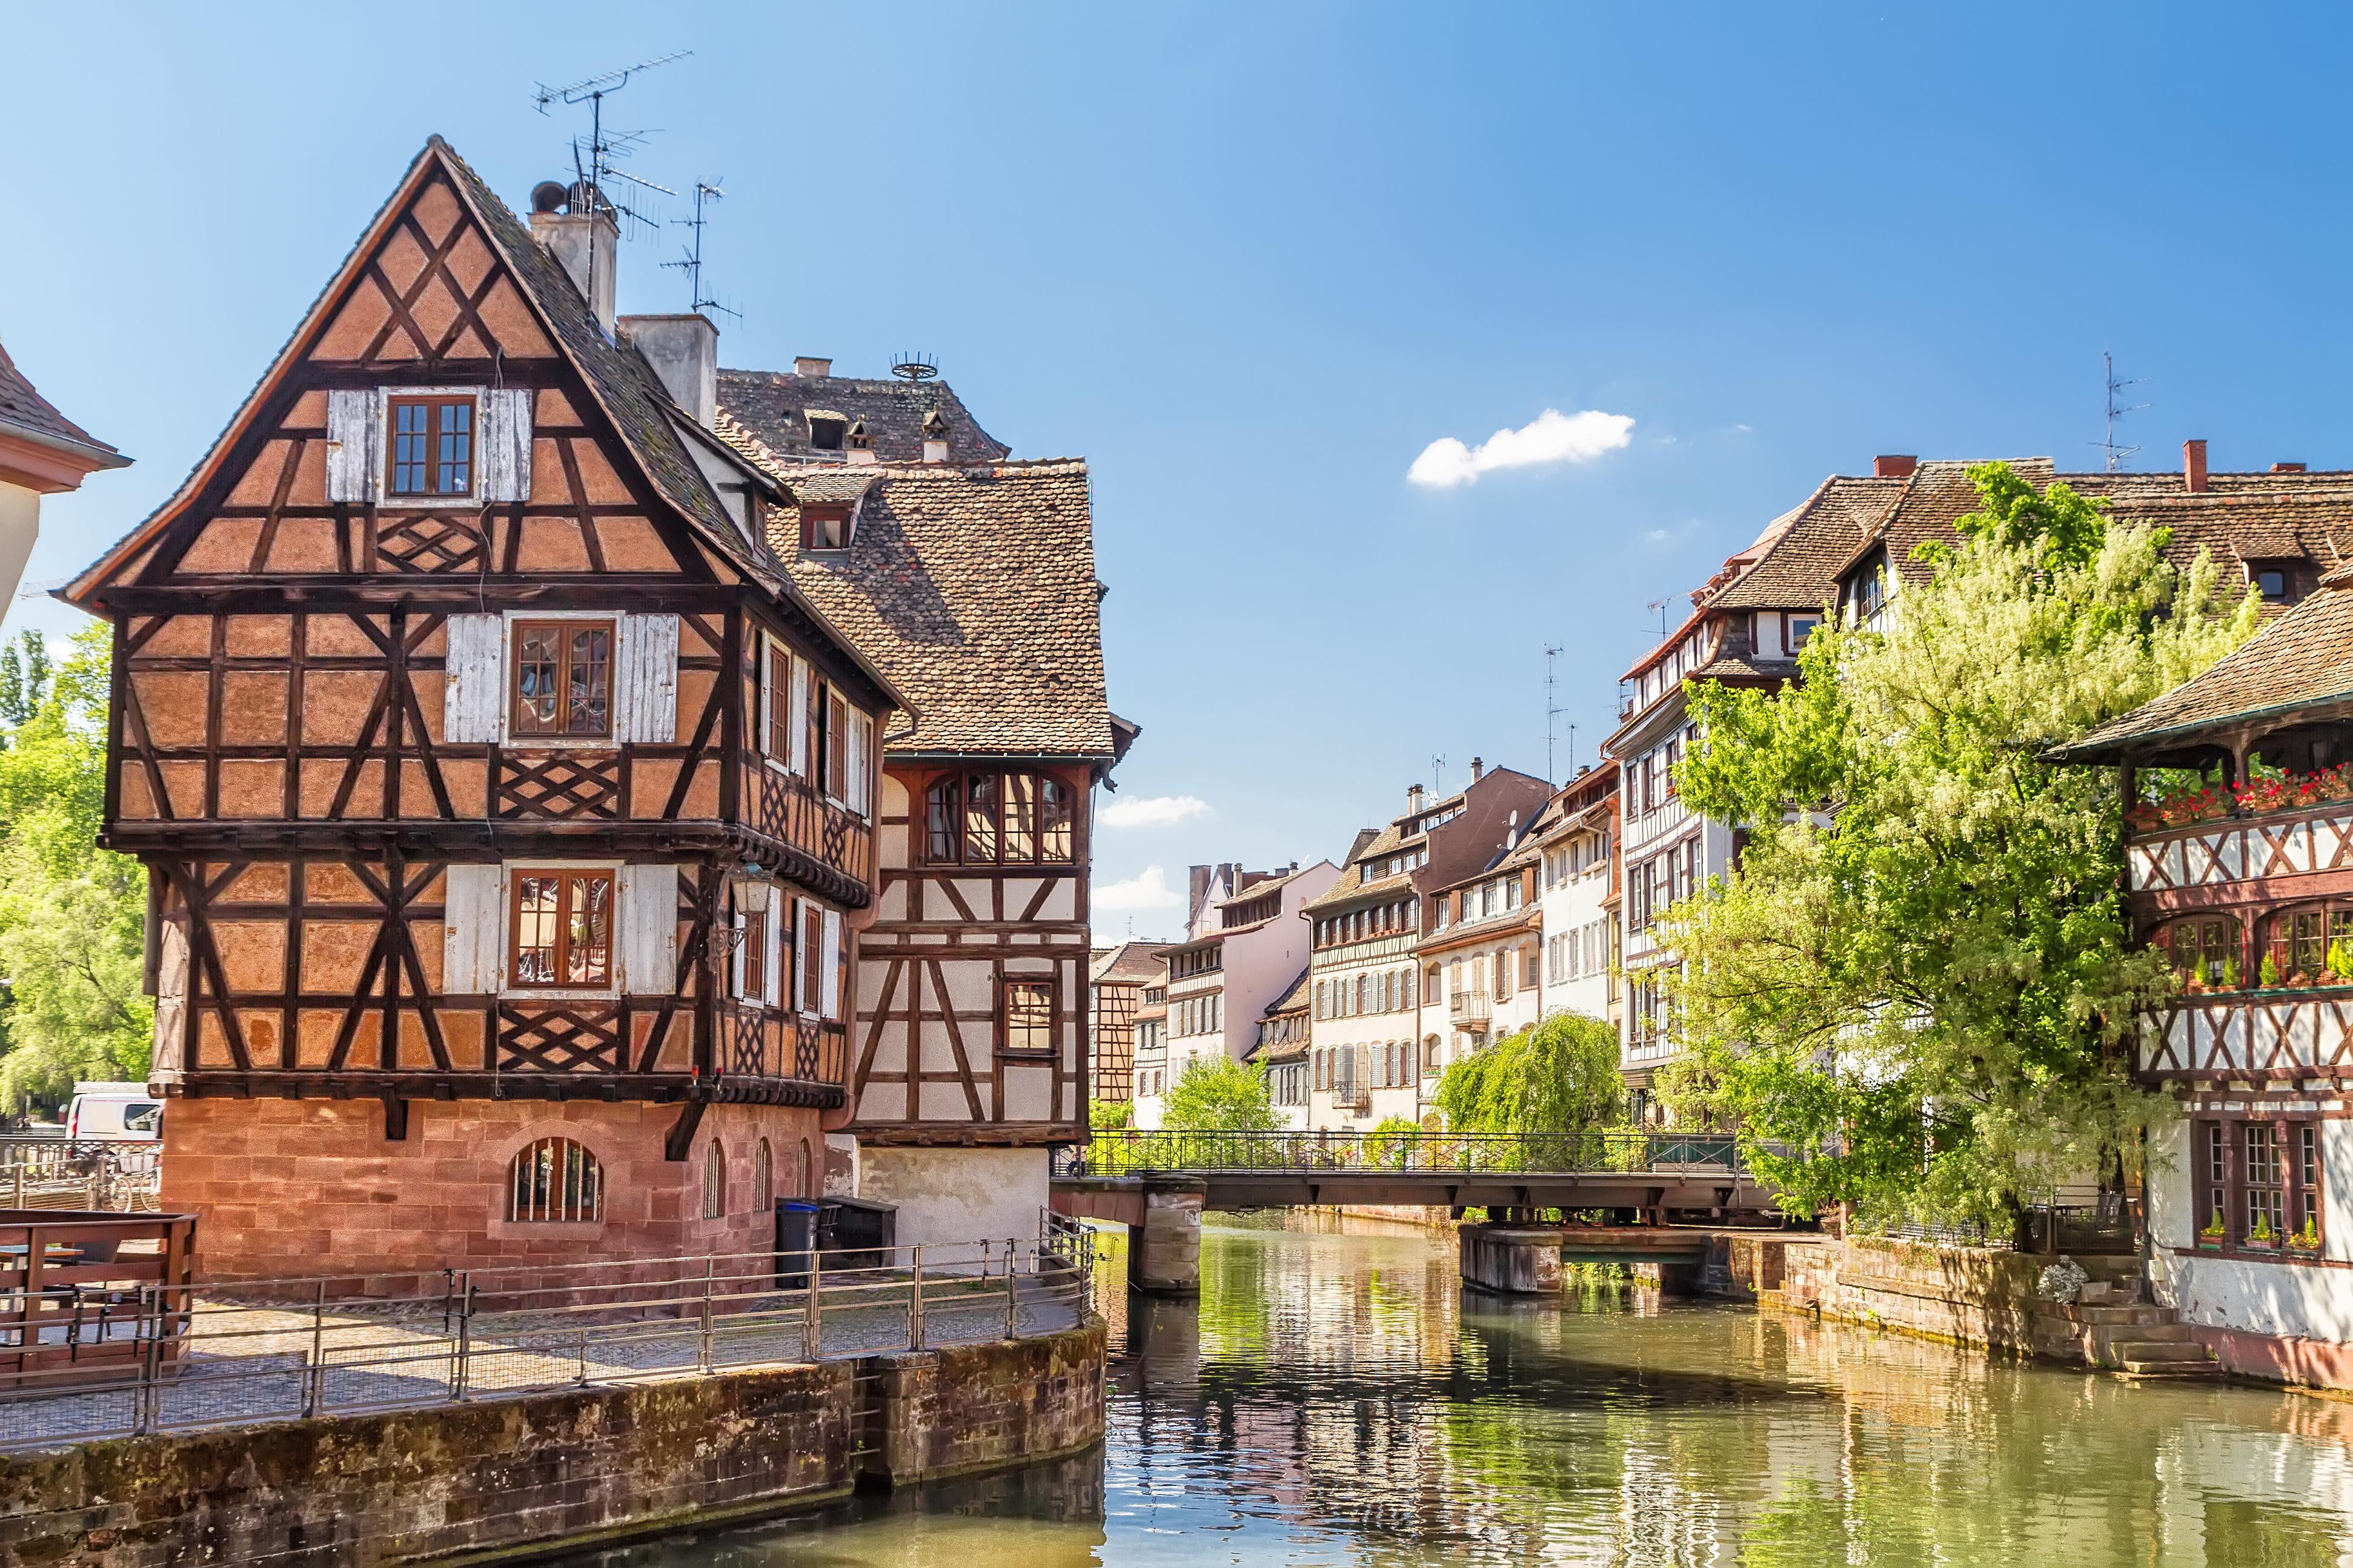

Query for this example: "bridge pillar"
[1459,1224,1565,1295]
[1128,1176,1206,1295]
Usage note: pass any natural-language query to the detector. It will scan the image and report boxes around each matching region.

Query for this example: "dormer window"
[803,503,852,551]
[388,395,474,497]
[846,418,872,452]
[807,410,848,451]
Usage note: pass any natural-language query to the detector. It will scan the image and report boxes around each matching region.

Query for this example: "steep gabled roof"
[1090,940,1170,986]
[64,137,780,607]
[1705,476,1910,611]
[728,455,1114,759]
[2051,566,2353,762]
[718,368,1007,466]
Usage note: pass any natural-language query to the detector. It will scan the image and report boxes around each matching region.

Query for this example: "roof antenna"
[1645,595,1673,640]
[663,180,740,320]
[2091,351,2148,472]
[1431,753,1446,798]
[1544,644,1565,784]
[533,51,689,320]
[891,353,940,383]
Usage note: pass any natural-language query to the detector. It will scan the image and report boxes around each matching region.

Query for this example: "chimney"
[528,182,617,335]
[2274,462,2307,473]
[794,357,833,379]
[2185,439,2209,494]
[921,408,951,465]
[617,314,719,427]
[1406,783,1425,815]
[1873,454,1917,478]
[1470,756,1485,782]
[1188,865,1212,927]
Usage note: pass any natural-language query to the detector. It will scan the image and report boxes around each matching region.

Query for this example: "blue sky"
[5,5,2347,936]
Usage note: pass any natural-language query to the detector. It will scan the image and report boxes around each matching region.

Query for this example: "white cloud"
[1098,793,1212,830]
[1408,408,1636,488]
[1094,864,1183,911]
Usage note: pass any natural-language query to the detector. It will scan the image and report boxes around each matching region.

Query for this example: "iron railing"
[1057,1129,1747,1177]
[0,1219,1097,1454]
[0,1139,161,1212]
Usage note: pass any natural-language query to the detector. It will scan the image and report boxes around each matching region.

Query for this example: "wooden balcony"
[748,767,875,908]
[2142,990,2353,1082]
[2125,801,2353,895]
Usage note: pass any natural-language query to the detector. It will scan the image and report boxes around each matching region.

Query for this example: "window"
[763,638,795,764]
[2197,1117,2325,1251]
[924,771,1074,864]
[1004,979,1055,1056]
[741,904,768,1002]
[703,1137,726,1220]
[2257,569,2288,600]
[510,869,614,989]
[1789,614,1820,650]
[388,395,474,497]
[799,902,825,1015]
[803,503,851,550]
[1523,946,1541,988]
[511,620,614,738]
[509,1137,602,1223]
[754,1139,774,1213]
[2159,915,2239,982]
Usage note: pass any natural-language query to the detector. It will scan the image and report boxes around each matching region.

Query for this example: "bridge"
[1051,1130,1793,1294]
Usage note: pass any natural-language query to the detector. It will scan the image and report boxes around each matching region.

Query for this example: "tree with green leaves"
[0,630,51,729]
[1432,1011,1624,1133]
[1657,463,2259,1225]
[0,624,152,1113]
[1160,1055,1279,1132]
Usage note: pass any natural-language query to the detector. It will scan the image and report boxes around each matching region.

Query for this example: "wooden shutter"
[728,893,747,999]
[614,613,680,743]
[788,657,810,775]
[479,388,534,501]
[763,885,783,1007]
[326,390,382,503]
[443,614,506,743]
[758,635,777,761]
[618,864,679,996]
[443,864,504,993]
[821,909,843,1019]
[846,710,869,814]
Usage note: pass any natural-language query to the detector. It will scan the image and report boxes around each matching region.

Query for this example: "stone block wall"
[162,1097,826,1280]
[1778,1238,2141,1359]
[0,1322,1107,1567]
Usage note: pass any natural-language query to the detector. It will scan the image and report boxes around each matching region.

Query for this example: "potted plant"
[2247,1214,2281,1250]
[2221,953,2241,990]
[2261,951,2282,989]
[2288,1219,2323,1256]
[2198,1210,2228,1248]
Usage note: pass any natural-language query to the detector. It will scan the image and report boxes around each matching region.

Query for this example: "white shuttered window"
[326,390,384,503]
[821,909,843,1019]
[617,864,679,995]
[442,864,505,993]
[442,612,680,747]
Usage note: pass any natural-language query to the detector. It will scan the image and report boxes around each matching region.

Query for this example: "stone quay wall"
[1776,1239,2164,1361]
[0,1320,1107,1568]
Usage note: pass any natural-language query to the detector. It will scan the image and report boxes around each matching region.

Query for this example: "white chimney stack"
[528,182,617,335]
[619,314,719,428]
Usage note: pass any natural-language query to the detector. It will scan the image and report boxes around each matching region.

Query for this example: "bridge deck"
[1052,1166,1774,1229]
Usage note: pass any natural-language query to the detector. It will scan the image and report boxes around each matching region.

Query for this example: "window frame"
[508,1136,605,1224]
[1001,975,1058,1059]
[506,866,618,994]
[508,617,618,741]
[921,768,1076,865]
[2192,1114,2326,1256]
[385,391,478,501]
[760,633,797,773]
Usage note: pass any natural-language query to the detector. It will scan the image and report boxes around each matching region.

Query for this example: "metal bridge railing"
[0,1219,1098,1454]
[1056,1128,1747,1177]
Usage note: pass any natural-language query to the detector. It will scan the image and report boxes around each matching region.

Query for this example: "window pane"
[768,644,791,759]
[565,625,611,735]
[391,402,430,494]
[513,876,562,985]
[826,694,848,799]
[514,626,563,734]
[1038,777,1074,862]
[566,873,612,985]
[436,400,472,494]
[926,778,961,862]
[1007,981,1052,1053]
[964,773,1000,862]
[743,908,766,999]
[1004,773,1038,862]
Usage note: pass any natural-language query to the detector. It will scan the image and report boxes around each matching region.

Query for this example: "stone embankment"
[0,1320,1106,1567]
[1776,1238,2219,1377]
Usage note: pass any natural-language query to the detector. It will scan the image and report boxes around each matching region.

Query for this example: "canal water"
[568,1213,2353,1566]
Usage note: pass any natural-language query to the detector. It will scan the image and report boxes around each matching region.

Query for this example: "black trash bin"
[817,1196,897,1274]
[774,1199,820,1289]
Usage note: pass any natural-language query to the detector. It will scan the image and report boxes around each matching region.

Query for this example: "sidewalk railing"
[1058,1129,1747,1177]
[0,1139,162,1212]
[0,1218,1098,1454]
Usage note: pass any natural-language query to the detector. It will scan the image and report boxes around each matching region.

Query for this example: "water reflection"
[569,1214,2353,1566]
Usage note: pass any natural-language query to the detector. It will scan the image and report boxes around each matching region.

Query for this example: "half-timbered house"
[64,140,906,1279]
[2053,567,2353,1389]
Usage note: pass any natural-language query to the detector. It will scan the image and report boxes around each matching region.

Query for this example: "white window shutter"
[847,711,869,814]
[729,899,746,998]
[763,885,783,1007]
[442,864,503,993]
[443,614,506,743]
[788,657,809,775]
[479,388,534,502]
[619,864,679,996]
[757,635,776,759]
[326,390,382,503]
[821,909,842,1019]
[614,612,679,744]
[794,900,813,1016]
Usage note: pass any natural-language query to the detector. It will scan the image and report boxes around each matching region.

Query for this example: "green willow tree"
[1657,463,2259,1225]
[1432,1011,1624,1133]
[0,625,153,1113]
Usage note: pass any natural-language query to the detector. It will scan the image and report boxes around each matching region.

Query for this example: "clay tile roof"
[744,458,1113,758]
[0,339,122,463]
[1269,968,1312,1016]
[1705,476,1910,611]
[1302,824,1412,913]
[1090,940,1169,985]
[718,369,1008,467]
[2051,567,2353,762]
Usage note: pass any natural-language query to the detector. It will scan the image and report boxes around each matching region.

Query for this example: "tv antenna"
[1545,645,1566,784]
[2091,351,2148,472]
[1430,753,1447,797]
[1645,595,1674,640]
[663,180,739,319]
[533,50,689,238]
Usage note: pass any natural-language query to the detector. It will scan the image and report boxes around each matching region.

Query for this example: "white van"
[65,1082,163,1142]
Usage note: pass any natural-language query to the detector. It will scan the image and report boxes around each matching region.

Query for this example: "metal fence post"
[908,1245,924,1351]
[452,1275,473,1401]
[302,1279,326,1418]
[134,1284,159,1437]
[698,1255,714,1373]
[1004,1236,1019,1340]
[803,1249,823,1363]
